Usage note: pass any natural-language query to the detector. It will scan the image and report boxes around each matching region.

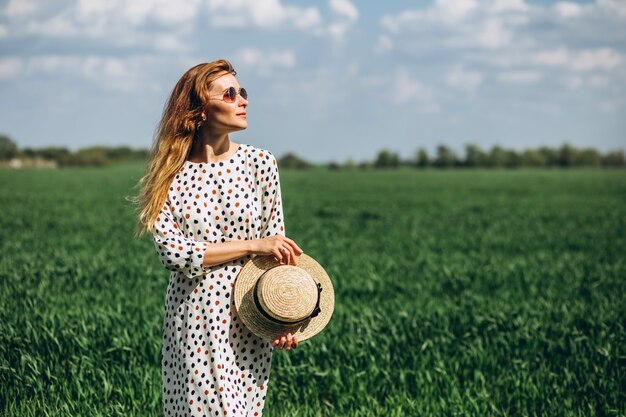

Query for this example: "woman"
[132,59,303,417]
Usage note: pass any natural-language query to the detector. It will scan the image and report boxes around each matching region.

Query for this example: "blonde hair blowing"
[129,59,237,238]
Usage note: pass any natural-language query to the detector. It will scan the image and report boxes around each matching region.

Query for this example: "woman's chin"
[234,122,248,131]
[219,121,247,134]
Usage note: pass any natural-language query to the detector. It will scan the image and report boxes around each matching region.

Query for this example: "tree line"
[1,134,624,169]
[0,134,148,167]
[323,143,625,169]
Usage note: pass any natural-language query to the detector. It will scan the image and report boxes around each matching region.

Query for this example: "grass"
[0,164,624,416]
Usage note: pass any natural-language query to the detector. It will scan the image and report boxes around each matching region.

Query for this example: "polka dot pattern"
[151,143,285,416]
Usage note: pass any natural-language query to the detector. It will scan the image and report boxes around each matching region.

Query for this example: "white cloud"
[8,0,201,54]
[497,70,543,83]
[562,73,612,90]
[572,48,622,71]
[381,0,481,32]
[599,97,625,112]
[532,48,569,67]
[436,0,479,22]
[532,47,622,72]
[381,0,530,50]
[597,0,626,17]
[0,24,7,38]
[4,0,38,17]
[380,0,626,100]
[394,68,440,113]
[363,68,439,112]
[381,10,419,34]
[374,35,393,54]
[232,48,296,76]
[74,0,202,26]
[0,58,23,79]
[0,54,161,92]
[207,0,322,32]
[563,75,584,90]
[329,0,358,21]
[446,65,483,91]
[493,0,529,13]
[553,2,583,18]
[477,18,512,49]
[327,0,358,40]
[1,0,362,47]
[21,0,203,36]
[587,75,609,87]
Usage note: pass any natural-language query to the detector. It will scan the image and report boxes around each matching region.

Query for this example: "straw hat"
[233,253,335,343]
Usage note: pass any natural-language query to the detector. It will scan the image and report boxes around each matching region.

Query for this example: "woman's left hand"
[272,332,298,350]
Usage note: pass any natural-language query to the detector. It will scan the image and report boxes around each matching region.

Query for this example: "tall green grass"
[1,165,624,416]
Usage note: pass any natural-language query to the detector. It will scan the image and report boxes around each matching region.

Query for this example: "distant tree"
[278,152,314,169]
[327,161,341,170]
[576,148,601,167]
[344,158,356,170]
[434,144,457,168]
[358,161,372,170]
[37,146,72,164]
[521,149,547,167]
[19,147,38,158]
[487,145,508,167]
[104,146,150,162]
[415,147,429,168]
[0,134,18,160]
[464,143,487,167]
[66,146,110,167]
[133,148,149,159]
[106,146,133,160]
[601,149,626,167]
[374,149,400,168]
[558,143,578,167]
[504,149,522,168]
[538,146,559,166]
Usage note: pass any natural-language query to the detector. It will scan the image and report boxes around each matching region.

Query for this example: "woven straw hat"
[233,253,335,343]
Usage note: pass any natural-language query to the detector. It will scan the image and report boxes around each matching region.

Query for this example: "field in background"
[1,164,625,416]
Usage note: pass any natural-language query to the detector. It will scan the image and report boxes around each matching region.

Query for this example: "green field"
[1,164,625,416]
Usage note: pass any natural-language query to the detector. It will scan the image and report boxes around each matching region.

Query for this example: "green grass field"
[1,164,625,416]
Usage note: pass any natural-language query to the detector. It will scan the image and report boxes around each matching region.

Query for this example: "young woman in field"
[132,59,303,417]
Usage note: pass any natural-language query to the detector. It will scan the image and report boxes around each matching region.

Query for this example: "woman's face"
[202,73,248,135]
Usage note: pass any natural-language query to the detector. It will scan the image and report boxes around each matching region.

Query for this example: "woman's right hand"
[250,235,303,266]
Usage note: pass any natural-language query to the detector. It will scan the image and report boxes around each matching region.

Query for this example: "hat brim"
[233,253,335,343]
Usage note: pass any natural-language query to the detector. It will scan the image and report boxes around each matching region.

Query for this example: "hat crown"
[256,266,319,323]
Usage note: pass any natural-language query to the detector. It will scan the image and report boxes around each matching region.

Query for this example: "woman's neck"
[188,132,238,163]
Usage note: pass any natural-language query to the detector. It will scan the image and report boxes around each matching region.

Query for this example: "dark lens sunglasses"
[209,86,248,103]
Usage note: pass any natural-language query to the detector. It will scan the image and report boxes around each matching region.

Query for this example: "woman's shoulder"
[242,143,278,165]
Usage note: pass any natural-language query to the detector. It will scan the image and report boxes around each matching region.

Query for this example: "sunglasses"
[208,86,248,103]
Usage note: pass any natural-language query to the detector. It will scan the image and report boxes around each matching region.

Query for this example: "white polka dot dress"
[151,143,285,417]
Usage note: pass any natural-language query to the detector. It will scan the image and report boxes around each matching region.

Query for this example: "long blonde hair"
[129,59,237,238]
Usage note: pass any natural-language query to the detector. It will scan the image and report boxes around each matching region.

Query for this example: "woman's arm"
[152,197,212,279]
[260,153,285,238]
[200,240,254,268]
[153,198,267,273]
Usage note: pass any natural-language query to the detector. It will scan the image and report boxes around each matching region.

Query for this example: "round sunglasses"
[208,86,248,103]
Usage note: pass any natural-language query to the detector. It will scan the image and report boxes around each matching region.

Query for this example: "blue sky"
[1,0,624,163]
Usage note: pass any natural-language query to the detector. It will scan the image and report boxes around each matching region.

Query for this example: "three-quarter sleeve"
[152,197,211,279]
[260,153,286,238]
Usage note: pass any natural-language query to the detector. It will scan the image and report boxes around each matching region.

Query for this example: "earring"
[201,113,206,121]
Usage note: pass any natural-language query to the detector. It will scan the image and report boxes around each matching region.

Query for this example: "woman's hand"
[272,331,298,350]
[250,235,303,266]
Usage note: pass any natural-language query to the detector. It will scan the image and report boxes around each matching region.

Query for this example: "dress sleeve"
[152,197,211,279]
[260,153,286,238]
